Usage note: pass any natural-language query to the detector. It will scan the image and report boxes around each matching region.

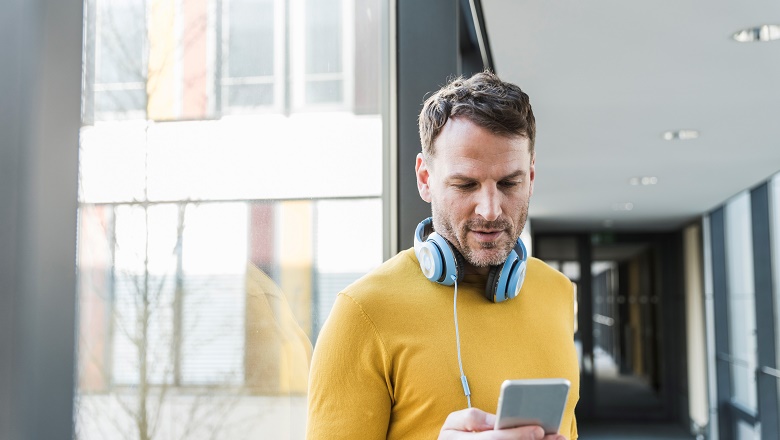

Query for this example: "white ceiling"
[482,0,780,232]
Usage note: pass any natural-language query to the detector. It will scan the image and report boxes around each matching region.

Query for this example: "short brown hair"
[418,71,536,158]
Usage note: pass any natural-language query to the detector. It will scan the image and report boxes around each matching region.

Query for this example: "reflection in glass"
[224,0,277,110]
[76,0,386,438]
[91,0,147,119]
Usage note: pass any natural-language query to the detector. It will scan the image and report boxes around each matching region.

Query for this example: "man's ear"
[528,154,536,197]
[415,153,432,203]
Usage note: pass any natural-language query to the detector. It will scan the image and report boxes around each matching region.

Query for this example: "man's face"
[416,117,535,268]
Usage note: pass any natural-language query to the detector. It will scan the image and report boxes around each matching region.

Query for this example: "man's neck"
[463,262,490,277]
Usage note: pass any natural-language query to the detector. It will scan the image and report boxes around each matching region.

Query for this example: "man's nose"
[474,186,501,221]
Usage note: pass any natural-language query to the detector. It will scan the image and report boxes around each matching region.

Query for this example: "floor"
[578,422,698,440]
[576,348,697,440]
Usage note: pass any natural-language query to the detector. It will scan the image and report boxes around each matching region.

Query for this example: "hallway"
[593,347,664,419]
[577,347,696,439]
[578,422,696,440]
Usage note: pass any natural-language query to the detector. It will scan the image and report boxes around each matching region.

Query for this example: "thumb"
[482,412,496,428]
[441,408,496,432]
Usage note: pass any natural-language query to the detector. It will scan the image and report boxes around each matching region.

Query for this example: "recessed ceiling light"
[612,202,634,211]
[663,130,699,141]
[732,24,780,42]
[629,176,658,186]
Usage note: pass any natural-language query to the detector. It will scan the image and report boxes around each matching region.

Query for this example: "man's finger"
[442,408,494,432]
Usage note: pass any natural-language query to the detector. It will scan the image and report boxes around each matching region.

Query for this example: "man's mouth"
[469,229,504,242]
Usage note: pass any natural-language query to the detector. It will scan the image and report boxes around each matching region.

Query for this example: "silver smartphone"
[494,378,571,433]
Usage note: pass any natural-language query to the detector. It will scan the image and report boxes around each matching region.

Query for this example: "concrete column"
[0,1,83,438]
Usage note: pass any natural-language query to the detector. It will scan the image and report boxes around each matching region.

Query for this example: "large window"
[772,173,780,408]
[708,186,777,440]
[724,191,758,418]
[76,0,387,438]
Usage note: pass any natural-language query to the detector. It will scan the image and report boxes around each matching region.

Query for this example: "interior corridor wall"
[627,251,658,383]
[684,223,709,434]
[628,258,644,377]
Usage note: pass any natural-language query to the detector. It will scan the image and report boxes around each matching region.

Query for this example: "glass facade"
[772,173,780,421]
[724,192,758,412]
[773,174,780,375]
[705,174,780,439]
[75,0,386,438]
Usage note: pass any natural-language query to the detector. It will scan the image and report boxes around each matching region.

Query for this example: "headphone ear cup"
[484,265,502,302]
[489,257,518,303]
[506,259,527,300]
[418,241,445,283]
[484,239,529,303]
[413,217,483,286]
[428,232,459,285]
[451,247,466,283]
[415,218,446,284]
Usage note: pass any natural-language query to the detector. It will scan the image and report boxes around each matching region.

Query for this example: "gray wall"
[0,1,82,439]
[396,0,460,250]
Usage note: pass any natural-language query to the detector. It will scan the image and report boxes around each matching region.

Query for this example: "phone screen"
[494,378,570,434]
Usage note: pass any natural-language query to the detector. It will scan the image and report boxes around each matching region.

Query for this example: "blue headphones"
[413,217,528,302]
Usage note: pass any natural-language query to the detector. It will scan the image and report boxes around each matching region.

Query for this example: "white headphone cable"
[452,274,472,408]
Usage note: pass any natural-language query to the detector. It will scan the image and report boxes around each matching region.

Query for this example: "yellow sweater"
[307,249,579,439]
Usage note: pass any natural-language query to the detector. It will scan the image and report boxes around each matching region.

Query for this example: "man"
[307,71,579,439]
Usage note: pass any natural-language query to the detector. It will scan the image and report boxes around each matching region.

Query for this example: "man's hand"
[438,408,567,440]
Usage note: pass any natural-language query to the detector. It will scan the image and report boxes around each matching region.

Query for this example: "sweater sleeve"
[568,281,578,440]
[307,293,393,440]
[569,413,578,439]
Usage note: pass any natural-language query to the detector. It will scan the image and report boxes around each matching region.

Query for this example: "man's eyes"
[455,182,477,190]
[452,181,521,190]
